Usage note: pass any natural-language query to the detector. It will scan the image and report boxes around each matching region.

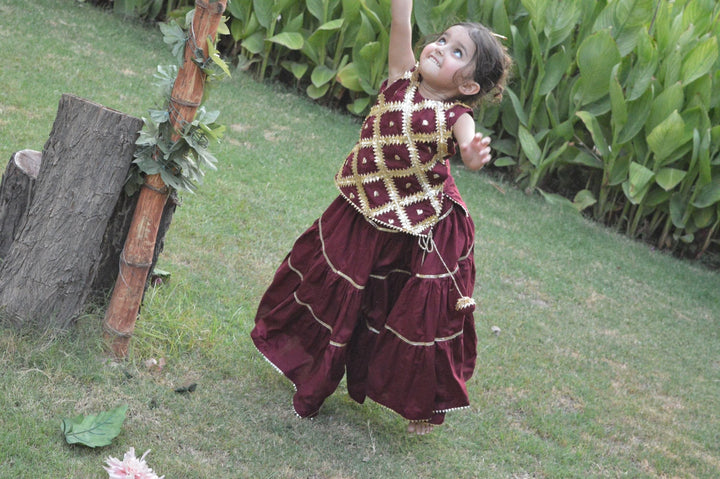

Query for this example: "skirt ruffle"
[251,196,477,424]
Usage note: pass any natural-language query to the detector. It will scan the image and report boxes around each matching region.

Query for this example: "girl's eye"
[453,49,462,58]
[437,37,446,45]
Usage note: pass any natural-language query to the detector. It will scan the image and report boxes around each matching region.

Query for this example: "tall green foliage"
[222,0,720,256]
[468,0,720,255]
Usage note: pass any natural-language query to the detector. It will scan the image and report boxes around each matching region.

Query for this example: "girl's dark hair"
[450,22,512,105]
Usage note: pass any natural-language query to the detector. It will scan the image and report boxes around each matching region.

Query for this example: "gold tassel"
[455,296,476,312]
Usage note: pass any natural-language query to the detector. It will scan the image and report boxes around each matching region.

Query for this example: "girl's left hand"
[460,133,492,170]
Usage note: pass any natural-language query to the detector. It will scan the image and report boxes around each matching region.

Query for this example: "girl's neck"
[417,78,456,102]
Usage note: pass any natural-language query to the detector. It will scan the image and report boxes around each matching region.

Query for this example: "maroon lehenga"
[251,193,476,424]
[251,66,478,425]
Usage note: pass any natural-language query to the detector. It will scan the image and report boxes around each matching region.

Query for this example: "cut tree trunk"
[0,94,143,329]
[0,149,41,259]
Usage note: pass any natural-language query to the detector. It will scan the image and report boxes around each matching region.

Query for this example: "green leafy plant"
[472,0,720,256]
[128,8,230,194]
[61,404,128,448]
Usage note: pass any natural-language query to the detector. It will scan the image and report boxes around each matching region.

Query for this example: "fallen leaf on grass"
[61,404,128,448]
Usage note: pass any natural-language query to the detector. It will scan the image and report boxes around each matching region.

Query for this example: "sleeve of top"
[444,103,474,157]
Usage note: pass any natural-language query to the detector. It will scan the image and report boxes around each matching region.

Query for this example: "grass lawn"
[1,1,720,477]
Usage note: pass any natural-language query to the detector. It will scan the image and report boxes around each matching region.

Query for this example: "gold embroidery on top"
[336,67,468,236]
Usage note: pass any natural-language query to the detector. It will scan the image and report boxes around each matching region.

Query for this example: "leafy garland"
[126,8,231,195]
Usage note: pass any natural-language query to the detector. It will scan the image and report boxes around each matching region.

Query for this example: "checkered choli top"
[335,66,472,237]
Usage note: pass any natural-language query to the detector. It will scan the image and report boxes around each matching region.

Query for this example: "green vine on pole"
[126,8,231,195]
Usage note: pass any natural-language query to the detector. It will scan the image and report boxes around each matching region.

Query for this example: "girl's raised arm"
[388,0,416,83]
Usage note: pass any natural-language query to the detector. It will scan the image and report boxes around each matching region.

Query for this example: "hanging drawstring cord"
[418,233,476,312]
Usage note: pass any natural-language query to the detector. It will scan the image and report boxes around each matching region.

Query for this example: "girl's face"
[418,25,478,100]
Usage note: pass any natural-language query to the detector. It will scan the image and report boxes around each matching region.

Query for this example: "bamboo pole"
[104,0,227,358]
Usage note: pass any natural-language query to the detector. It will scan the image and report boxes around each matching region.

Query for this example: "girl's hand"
[459,133,492,171]
[454,112,492,171]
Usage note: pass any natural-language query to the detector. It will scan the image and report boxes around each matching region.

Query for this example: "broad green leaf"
[655,167,687,191]
[307,83,330,100]
[225,0,251,20]
[311,65,336,88]
[520,0,548,32]
[670,193,688,228]
[518,125,542,166]
[616,86,653,145]
[609,155,631,186]
[252,0,273,28]
[644,188,671,207]
[576,111,609,158]
[573,189,597,212]
[575,30,621,105]
[283,12,305,33]
[538,189,578,211]
[614,0,654,28]
[693,206,715,228]
[614,25,643,56]
[692,178,720,208]
[341,0,361,21]
[347,96,371,115]
[317,19,345,31]
[681,36,718,85]
[359,41,381,61]
[566,150,603,169]
[609,64,627,134]
[267,32,304,50]
[624,161,654,203]
[490,0,511,39]
[336,63,363,92]
[626,29,657,101]
[646,83,684,134]
[505,88,528,127]
[544,1,579,49]
[538,50,571,96]
[647,110,687,164]
[242,31,265,55]
[61,405,128,448]
[494,157,516,167]
[306,0,326,22]
[698,128,713,185]
[282,61,309,80]
[683,0,716,32]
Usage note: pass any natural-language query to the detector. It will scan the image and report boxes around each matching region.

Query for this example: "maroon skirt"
[251,196,477,424]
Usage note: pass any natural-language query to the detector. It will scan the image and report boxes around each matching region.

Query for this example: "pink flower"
[104,447,164,479]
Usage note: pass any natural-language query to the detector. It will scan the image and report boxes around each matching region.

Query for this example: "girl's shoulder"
[380,64,418,96]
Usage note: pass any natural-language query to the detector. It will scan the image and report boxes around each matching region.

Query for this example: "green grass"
[2,0,720,477]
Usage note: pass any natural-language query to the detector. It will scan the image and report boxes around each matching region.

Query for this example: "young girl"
[251,0,511,435]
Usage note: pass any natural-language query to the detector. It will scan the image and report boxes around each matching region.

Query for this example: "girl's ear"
[459,80,481,97]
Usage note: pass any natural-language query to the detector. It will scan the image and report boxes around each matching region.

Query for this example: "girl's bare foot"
[407,421,434,435]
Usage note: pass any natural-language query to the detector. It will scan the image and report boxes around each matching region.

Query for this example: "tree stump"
[0,149,41,260]
[0,94,143,329]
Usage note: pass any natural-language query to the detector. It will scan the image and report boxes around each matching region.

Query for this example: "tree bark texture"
[0,94,143,329]
[0,150,41,259]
